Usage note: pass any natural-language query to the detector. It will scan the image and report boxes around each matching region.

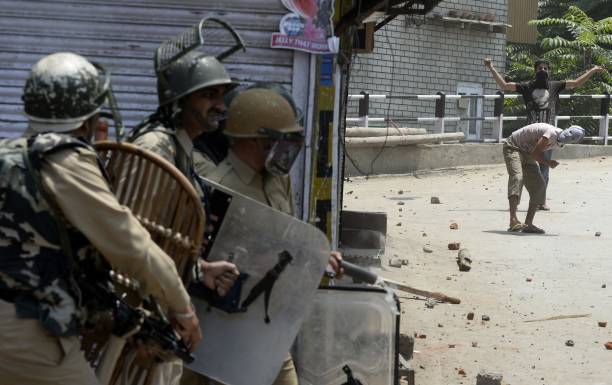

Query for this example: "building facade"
[347,0,509,140]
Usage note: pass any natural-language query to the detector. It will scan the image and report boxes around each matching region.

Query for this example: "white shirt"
[508,123,561,153]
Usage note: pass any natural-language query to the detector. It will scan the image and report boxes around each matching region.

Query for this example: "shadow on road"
[482,230,559,237]
[449,209,569,214]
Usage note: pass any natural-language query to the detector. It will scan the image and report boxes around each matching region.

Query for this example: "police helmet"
[224,88,302,138]
[22,52,107,132]
[157,51,237,107]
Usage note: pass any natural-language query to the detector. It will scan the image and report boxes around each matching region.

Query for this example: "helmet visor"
[261,128,304,176]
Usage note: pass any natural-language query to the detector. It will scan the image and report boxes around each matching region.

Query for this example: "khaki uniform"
[193,147,217,177]
[206,150,293,215]
[0,142,191,385]
[206,150,298,385]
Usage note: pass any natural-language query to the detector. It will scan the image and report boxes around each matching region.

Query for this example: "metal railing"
[347,91,612,144]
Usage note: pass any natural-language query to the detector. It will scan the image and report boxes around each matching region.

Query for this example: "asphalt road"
[343,156,612,385]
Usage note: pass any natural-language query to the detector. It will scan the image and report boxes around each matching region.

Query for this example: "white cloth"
[508,122,561,153]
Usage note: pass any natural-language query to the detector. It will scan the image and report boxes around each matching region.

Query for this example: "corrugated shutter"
[0,0,293,137]
[507,0,538,44]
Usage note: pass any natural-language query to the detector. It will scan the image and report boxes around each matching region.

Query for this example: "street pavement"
[343,156,612,385]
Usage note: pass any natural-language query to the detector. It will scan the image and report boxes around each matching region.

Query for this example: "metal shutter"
[0,0,293,137]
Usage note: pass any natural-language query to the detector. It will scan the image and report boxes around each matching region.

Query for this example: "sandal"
[508,223,527,232]
[522,224,545,234]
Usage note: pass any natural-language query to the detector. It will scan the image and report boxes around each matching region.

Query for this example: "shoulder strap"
[129,121,190,174]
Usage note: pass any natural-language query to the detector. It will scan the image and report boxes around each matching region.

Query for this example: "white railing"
[347,92,611,144]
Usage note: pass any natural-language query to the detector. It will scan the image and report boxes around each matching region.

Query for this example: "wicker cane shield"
[80,140,205,385]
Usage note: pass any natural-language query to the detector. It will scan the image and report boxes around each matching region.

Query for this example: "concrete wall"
[347,0,508,139]
[344,143,612,176]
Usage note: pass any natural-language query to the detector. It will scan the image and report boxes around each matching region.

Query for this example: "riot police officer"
[0,52,201,385]
[206,86,343,385]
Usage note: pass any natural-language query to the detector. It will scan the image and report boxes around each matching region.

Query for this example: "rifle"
[78,268,194,363]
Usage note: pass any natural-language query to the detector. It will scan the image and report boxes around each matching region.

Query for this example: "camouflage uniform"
[130,124,214,192]
[0,133,191,385]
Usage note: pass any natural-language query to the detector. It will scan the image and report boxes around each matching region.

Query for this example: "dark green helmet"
[157,51,237,107]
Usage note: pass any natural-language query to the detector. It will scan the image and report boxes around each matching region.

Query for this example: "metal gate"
[0,0,294,137]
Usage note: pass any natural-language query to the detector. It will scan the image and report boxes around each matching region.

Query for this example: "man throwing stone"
[504,123,584,234]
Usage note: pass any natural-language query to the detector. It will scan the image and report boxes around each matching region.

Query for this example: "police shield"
[186,180,330,385]
[294,286,400,385]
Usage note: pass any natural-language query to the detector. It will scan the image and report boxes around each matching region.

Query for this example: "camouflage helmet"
[157,51,237,106]
[22,52,107,132]
[224,88,302,138]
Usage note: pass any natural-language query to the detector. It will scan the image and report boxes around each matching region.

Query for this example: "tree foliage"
[505,1,611,135]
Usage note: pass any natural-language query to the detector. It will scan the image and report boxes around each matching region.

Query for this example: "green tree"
[531,6,611,80]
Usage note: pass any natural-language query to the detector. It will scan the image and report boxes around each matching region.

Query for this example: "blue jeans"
[538,149,552,202]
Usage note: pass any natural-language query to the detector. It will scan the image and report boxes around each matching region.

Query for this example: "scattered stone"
[605,342,612,350]
[457,368,466,376]
[598,321,608,328]
[566,340,575,347]
[457,248,472,272]
[448,344,456,348]
[398,201,405,206]
[425,299,436,309]
[417,334,426,339]
[526,277,533,282]
[482,315,490,321]
[346,190,353,195]
[398,208,403,212]
[476,370,503,385]
[430,197,441,204]
[401,259,409,266]
[398,190,404,195]
[472,341,478,348]
[448,242,461,250]
[467,312,475,320]
[389,258,403,268]
[422,233,427,237]
[446,276,452,280]
[423,246,433,253]
[438,323,444,328]
[603,284,607,288]
[595,231,602,237]
[396,222,402,227]
[450,222,459,230]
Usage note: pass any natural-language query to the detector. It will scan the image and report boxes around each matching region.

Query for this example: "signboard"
[271,0,338,54]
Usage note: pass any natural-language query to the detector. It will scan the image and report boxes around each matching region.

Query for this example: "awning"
[335,0,443,35]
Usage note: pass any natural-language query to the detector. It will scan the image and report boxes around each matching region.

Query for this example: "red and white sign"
[271,0,338,54]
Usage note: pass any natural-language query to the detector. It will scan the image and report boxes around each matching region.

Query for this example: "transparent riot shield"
[294,286,400,385]
[186,180,330,385]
